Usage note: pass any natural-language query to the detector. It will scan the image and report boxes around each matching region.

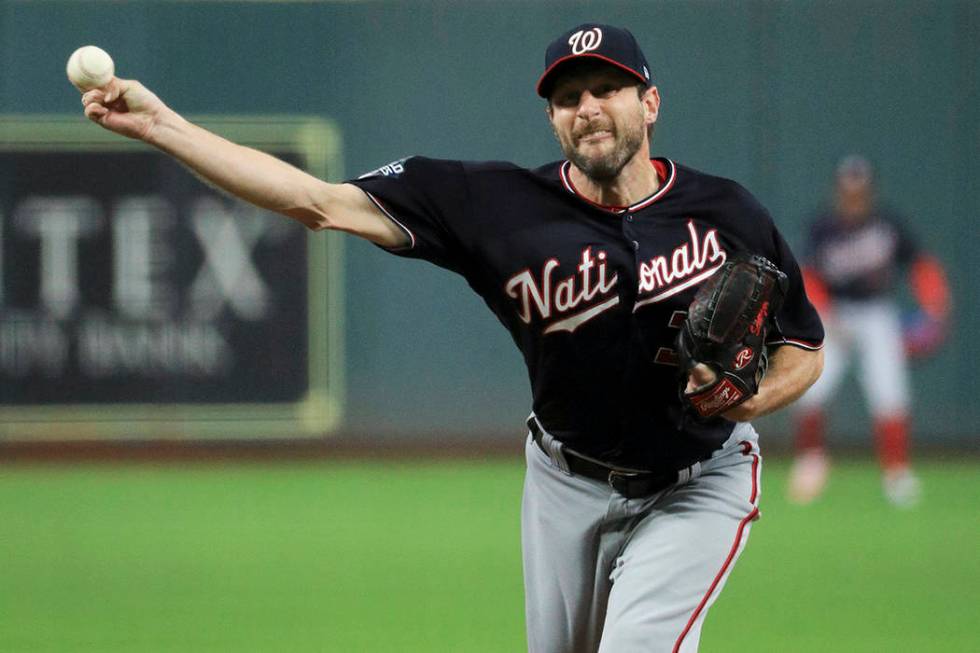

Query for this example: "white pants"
[797,299,909,416]
[521,423,762,653]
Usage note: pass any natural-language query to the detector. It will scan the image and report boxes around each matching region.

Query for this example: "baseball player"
[788,155,950,508]
[77,24,824,652]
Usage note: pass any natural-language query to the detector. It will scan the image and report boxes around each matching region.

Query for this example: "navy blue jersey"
[805,208,919,300]
[350,157,823,472]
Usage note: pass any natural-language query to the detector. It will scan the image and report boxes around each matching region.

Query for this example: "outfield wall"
[1,1,977,445]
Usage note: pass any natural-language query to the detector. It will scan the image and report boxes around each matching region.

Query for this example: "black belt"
[528,418,680,499]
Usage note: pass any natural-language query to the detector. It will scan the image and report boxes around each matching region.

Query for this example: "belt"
[527,417,684,499]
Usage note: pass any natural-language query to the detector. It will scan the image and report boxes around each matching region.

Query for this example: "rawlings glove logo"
[733,347,754,370]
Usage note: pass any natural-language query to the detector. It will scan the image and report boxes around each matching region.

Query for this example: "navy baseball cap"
[536,23,652,98]
[836,154,873,181]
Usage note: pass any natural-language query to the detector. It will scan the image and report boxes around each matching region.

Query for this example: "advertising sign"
[0,116,344,439]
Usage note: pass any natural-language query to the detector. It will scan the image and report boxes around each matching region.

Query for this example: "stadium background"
[1,1,977,651]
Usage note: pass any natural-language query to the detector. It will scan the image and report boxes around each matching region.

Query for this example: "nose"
[576,90,602,118]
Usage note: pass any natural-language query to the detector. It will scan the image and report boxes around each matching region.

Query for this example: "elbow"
[283,205,333,232]
[304,211,333,232]
[808,348,825,388]
[281,179,343,232]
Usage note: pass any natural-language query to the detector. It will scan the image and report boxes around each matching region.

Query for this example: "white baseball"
[66,45,115,91]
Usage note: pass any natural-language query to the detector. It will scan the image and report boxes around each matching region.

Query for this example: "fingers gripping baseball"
[81,78,165,141]
[67,46,165,142]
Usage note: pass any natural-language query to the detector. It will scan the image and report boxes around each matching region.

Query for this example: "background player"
[76,24,823,652]
[788,155,951,507]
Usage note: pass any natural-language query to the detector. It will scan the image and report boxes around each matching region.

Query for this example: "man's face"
[835,172,874,221]
[547,63,658,181]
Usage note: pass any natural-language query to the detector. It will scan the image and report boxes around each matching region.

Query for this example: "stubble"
[558,110,646,182]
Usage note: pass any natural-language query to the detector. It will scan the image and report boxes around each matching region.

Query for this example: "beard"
[558,114,646,182]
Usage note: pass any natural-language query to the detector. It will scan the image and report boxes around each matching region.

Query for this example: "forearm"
[146,110,330,229]
[84,79,408,247]
[725,346,824,421]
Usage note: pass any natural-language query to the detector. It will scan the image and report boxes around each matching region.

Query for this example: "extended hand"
[81,78,170,142]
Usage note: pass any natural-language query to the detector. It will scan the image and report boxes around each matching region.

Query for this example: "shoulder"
[672,161,765,207]
[354,157,529,192]
[459,159,529,174]
[461,159,563,184]
[671,161,739,189]
[364,157,553,184]
[807,209,837,232]
[670,161,774,229]
[875,205,912,229]
[354,156,465,184]
[455,159,566,198]
[362,158,539,177]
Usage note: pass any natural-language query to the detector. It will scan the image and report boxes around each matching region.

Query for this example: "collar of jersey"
[559,158,676,214]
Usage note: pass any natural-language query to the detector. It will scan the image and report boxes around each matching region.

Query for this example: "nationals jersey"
[350,157,823,472]
[805,208,919,301]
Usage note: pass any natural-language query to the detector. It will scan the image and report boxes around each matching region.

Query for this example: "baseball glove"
[902,309,947,360]
[676,254,788,419]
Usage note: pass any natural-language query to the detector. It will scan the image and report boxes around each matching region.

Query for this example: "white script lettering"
[505,248,619,333]
[634,220,728,308]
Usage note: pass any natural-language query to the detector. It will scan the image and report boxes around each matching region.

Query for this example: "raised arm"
[80,77,408,248]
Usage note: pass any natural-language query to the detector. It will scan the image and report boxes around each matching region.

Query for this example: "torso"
[352,157,822,470]
[807,209,917,300]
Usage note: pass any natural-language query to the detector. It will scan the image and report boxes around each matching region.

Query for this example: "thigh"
[796,322,847,409]
[522,435,628,653]
[855,302,910,415]
[598,440,761,653]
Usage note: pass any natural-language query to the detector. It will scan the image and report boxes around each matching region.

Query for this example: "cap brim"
[536,53,649,98]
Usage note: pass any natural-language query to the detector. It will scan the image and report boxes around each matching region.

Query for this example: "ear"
[642,86,661,128]
[542,102,559,141]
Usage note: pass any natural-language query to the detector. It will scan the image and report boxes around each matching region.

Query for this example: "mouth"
[576,129,613,145]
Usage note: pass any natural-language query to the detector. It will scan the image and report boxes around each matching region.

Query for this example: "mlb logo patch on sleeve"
[359,158,408,179]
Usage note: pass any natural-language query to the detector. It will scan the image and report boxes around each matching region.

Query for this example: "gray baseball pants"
[522,422,761,653]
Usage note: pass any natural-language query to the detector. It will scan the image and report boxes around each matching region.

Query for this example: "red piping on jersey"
[559,159,676,213]
[672,441,760,652]
[766,337,824,351]
[365,191,416,250]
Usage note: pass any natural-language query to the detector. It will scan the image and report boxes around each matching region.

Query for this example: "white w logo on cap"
[568,28,603,55]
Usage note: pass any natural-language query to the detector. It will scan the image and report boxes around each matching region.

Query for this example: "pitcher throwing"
[77,23,824,652]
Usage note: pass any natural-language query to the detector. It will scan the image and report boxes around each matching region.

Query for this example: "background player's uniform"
[791,204,948,506]
[351,156,823,652]
[799,208,918,413]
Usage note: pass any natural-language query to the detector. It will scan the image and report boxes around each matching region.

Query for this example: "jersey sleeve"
[801,213,827,268]
[729,184,824,350]
[347,156,468,273]
[889,211,921,266]
[767,226,825,350]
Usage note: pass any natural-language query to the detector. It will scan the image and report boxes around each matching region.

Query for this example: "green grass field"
[1,457,977,652]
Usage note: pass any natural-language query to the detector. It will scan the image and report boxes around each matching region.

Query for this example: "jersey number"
[653,310,687,366]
